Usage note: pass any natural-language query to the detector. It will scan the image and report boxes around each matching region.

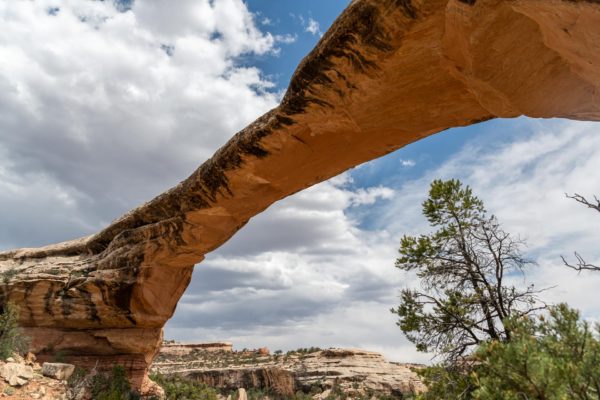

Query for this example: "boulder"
[24,352,37,365]
[238,388,248,400]
[42,362,76,380]
[0,362,34,386]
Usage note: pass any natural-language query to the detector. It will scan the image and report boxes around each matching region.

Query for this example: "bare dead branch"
[566,193,600,213]
[562,253,600,273]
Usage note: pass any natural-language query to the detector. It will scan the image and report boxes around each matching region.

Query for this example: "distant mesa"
[151,342,427,397]
[160,342,234,357]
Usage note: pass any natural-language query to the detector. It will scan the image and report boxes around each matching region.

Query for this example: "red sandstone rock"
[1,0,599,394]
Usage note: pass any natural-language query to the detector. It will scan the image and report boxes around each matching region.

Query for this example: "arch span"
[1,0,599,392]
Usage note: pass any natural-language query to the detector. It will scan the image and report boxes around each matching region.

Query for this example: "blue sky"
[0,0,599,363]
[244,0,350,88]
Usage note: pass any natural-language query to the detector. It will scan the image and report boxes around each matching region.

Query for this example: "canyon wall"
[1,0,599,393]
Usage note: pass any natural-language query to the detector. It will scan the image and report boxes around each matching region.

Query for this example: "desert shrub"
[0,301,29,359]
[150,373,218,400]
[90,365,140,400]
[67,366,87,387]
[472,304,600,400]
[414,364,476,400]
[1,268,18,285]
[414,304,600,399]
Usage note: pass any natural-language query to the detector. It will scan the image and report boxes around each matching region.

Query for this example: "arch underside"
[0,0,599,392]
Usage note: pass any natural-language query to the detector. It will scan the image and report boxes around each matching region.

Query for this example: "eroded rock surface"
[151,346,426,397]
[1,0,599,393]
[160,342,233,357]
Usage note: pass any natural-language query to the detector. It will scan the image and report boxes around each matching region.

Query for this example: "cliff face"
[1,0,599,393]
[151,347,426,397]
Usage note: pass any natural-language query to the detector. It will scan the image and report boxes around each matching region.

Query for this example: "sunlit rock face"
[1,0,599,393]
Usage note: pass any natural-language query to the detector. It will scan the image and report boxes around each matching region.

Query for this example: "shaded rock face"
[1,0,599,393]
[151,347,426,397]
[187,368,296,397]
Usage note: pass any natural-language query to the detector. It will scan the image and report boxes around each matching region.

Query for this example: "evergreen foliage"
[392,179,543,362]
[90,365,140,400]
[0,301,28,359]
[473,304,600,400]
[149,373,219,400]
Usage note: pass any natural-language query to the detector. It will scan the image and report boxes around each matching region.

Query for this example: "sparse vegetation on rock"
[0,302,29,360]
[151,344,424,399]
[89,365,141,400]
[150,373,219,400]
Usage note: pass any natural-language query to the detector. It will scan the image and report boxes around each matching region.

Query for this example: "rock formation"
[160,342,233,357]
[151,346,426,397]
[0,0,599,393]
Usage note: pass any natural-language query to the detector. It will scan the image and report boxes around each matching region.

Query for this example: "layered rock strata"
[151,347,426,397]
[1,0,599,393]
[160,342,234,357]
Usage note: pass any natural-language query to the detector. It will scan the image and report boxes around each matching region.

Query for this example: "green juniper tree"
[472,303,600,400]
[392,179,544,363]
[0,301,29,359]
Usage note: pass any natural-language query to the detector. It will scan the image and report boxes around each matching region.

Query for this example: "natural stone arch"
[1,0,599,393]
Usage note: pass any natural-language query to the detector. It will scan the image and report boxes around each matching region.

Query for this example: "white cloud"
[378,118,600,318]
[0,0,279,248]
[305,17,322,36]
[166,175,419,360]
[275,33,297,45]
[400,159,416,167]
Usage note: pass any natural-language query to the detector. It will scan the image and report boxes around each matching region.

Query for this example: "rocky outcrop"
[1,0,599,393]
[0,362,34,386]
[41,363,76,381]
[0,356,70,399]
[186,368,297,397]
[151,346,426,397]
[160,342,233,357]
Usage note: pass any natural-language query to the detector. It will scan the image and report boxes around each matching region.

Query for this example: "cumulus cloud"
[169,175,413,359]
[0,0,280,248]
[305,18,323,36]
[377,119,600,318]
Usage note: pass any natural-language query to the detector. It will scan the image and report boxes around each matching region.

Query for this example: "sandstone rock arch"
[1,0,599,392]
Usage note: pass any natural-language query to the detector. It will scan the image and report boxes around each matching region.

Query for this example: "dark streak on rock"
[394,0,417,19]
[458,0,477,5]
[60,290,73,318]
[291,135,307,145]
[469,116,495,125]
[114,284,136,326]
[94,279,136,326]
[281,0,416,118]
[79,287,101,323]
[23,282,35,321]
[44,284,55,316]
